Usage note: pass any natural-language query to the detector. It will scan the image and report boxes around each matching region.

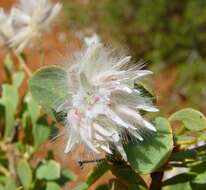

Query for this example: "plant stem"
[15,52,32,77]
[6,144,18,182]
[39,49,45,66]
[150,171,163,190]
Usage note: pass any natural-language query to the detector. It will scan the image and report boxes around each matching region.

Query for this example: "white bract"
[9,0,62,52]
[57,41,158,160]
[0,9,13,48]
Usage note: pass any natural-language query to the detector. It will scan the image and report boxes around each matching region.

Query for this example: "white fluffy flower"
[58,42,158,160]
[0,8,14,48]
[9,0,62,52]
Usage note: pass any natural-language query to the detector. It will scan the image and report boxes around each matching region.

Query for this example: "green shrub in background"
[62,0,206,110]
[63,0,206,65]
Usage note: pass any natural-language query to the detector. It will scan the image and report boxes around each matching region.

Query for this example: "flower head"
[0,9,14,48]
[9,0,62,52]
[58,41,158,160]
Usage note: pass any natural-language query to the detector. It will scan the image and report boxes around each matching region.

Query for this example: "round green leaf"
[124,117,173,174]
[36,160,61,180]
[17,159,32,189]
[29,66,69,115]
[169,108,206,131]
[46,182,61,190]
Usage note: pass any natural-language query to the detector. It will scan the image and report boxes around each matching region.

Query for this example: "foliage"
[0,56,76,190]
[0,1,206,190]
[28,64,206,189]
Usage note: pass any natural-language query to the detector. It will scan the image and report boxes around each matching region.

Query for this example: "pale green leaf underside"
[29,66,69,116]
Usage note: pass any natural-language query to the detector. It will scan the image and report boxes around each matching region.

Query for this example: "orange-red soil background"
[0,0,204,189]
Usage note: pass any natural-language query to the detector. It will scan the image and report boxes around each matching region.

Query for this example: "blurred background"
[1,0,206,189]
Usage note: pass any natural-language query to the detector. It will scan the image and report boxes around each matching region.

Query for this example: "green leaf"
[192,172,206,184]
[33,119,51,149]
[170,149,198,162]
[124,117,173,174]
[72,161,109,190]
[0,175,7,184]
[198,131,206,141]
[56,169,77,186]
[111,165,148,190]
[4,178,16,190]
[12,72,25,88]
[29,66,69,117]
[162,182,192,190]
[46,182,61,190]
[2,84,19,138]
[72,183,88,190]
[191,171,206,190]
[25,92,40,127]
[17,159,32,189]
[86,161,110,186]
[169,108,206,131]
[61,169,77,181]
[191,160,206,172]
[36,160,61,180]
[95,184,110,190]
[171,144,206,164]
[163,173,196,186]
[190,160,206,188]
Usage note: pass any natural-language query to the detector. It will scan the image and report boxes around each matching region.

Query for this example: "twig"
[6,144,18,182]
[15,52,32,77]
[78,158,105,169]
[150,171,163,190]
